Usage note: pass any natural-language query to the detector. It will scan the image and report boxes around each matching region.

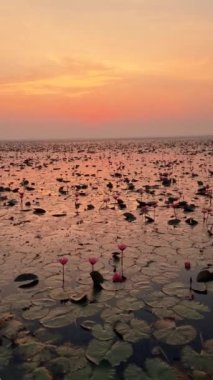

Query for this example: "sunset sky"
[0,0,212,139]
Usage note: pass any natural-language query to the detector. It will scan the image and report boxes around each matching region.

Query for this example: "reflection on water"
[0,137,212,379]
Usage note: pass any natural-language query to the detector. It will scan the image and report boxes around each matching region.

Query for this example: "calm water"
[0,137,212,379]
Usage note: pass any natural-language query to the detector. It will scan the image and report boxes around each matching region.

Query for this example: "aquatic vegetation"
[0,137,212,379]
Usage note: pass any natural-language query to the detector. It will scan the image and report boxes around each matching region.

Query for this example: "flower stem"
[62,266,64,288]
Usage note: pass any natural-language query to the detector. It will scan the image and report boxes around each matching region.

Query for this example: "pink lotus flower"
[59,257,68,266]
[184,261,191,270]
[118,243,127,252]
[112,272,123,282]
[89,257,98,266]
[59,257,68,288]
[89,256,98,271]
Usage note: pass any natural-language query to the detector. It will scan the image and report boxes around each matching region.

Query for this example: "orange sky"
[0,0,212,139]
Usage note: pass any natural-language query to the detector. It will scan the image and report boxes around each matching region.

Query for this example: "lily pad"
[182,346,213,375]
[64,365,92,380]
[172,301,209,320]
[153,323,197,345]
[162,282,189,298]
[144,291,178,308]
[41,312,78,329]
[86,339,113,365]
[92,324,115,341]
[105,341,133,366]
[14,273,39,288]
[22,306,50,321]
[124,358,179,380]
[91,362,116,380]
[0,347,12,369]
[32,367,53,380]
[115,318,150,343]
[145,358,179,380]
[116,297,144,311]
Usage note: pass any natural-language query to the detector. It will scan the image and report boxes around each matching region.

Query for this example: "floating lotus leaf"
[32,367,52,380]
[124,364,147,380]
[17,341,44,359]
[35,328,62,344]
[101,307,133,324]
[162,282,189,298]
[192,370,209,379]
[101,281,126,291]
[1,319,25,339]
[64,365,92,380]
[91,361,116,380]
[32,298,56,307]
[92,324,115,341]
[154,319,176,330]
[145,358,179,380]
[94,291,115,304]
[168,218,181,226]
[115,318,150,343]
[151,308,181,321]
[81,320,97,331]
[172,301,209,320]
[22,306,50,320]
[0,347,12,369]
[41,310,78,329]
[203,339,213,355]
[15,273,38,282]
[179,300,209,313]
[101,307,122,324]
[86,339,113,365]
[144,291,178,308]
[78,303,103,318]
[48,357,71,375]
[105,341,133,366]
[14,272,39,288]
[206,282,213,292]
[154,324,197,345]
[116,297,144,311]
[48,288,72,301]
[181,346,213,375]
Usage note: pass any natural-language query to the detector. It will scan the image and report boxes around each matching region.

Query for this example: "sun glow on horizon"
[0,0,212,138]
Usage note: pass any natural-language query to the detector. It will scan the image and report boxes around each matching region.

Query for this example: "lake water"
[0,137,212,379]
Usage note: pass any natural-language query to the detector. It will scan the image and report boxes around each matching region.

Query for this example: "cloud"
[0,57,122,97]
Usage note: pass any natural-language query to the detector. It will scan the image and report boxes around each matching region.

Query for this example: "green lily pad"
[115,318,150,343]
[144,291,178,308]
[78,303,102,318]
[203,339,213,355]
[14,273,39,288]
[172,300,209,320]
[22,306,50,321]
[86,339,113,365]
[17,341,44,359]
[145,357,180,379]
[124,358,179,380]
[92,324,115,341]
[49,288,72,301]
[1,319,25,339]
[105,341,133,366]
[153,323,197,345]
[0,347,12,369]
[116,297,144,311]
[48,357,71,375]
[162,283,189,298]
[32,367,53,380]
[64,365,92,380]
[41,312,78,329]
[91,362,116,380]
[124,364,146,380]
[182,346,213,375]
